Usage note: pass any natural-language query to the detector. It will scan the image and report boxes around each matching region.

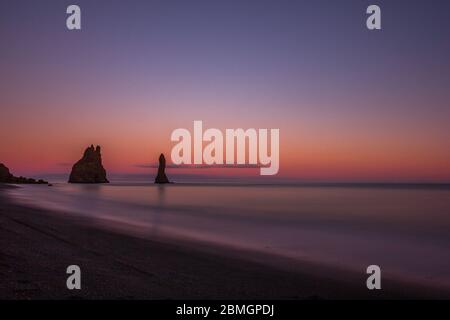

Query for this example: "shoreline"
[1,185,449,299]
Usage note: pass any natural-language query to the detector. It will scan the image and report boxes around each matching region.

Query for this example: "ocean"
[5,180,450,290]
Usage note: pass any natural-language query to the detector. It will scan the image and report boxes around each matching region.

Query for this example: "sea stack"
[154,153,170,184]
[0,163,48,184]
[68,145,109,183]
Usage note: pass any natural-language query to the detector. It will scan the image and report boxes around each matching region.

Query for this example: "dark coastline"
[1,185,449,300]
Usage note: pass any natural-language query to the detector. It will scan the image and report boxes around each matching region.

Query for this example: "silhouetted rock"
[0,164,11,182]
[68,145,109,183]
[0,163,48,184]
[154,153,170,184]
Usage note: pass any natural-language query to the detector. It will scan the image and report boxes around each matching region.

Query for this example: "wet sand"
[0,185,448,300]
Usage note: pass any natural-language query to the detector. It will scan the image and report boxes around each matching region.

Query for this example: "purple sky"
[1,0,449,182]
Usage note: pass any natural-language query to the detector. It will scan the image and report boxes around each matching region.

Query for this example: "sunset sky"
[1,0,449,182]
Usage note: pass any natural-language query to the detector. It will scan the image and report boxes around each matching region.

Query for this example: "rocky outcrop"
[68,145,109,183]
[0,163,48,184]
[154,153,170,184]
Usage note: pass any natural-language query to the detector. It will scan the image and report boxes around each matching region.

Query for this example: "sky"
[1,0,449,182]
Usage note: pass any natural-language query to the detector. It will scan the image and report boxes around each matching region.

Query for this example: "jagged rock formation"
[0,163,48,184]
[154,153,170,184]
[68,145,109,183]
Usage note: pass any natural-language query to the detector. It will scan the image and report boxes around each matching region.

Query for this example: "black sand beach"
[1,185,448,300]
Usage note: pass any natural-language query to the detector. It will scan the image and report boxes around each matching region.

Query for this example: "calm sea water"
[5,182,450,289]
